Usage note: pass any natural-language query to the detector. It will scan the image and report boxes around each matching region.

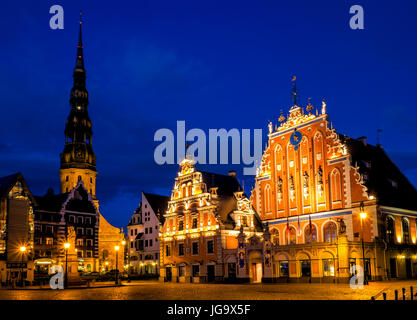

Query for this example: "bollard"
[402,288,406,300]
[411,286,414,301]
[395,290,398,300]
[371,296,375,301]
[383,292,387,300]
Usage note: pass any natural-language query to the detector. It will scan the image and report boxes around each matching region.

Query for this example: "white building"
[127,192,168,275]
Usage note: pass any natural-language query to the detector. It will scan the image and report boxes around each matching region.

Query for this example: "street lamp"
[64,243,70,288]
[19,246,26,287]
[359,202,368,285]
[115,245,120,285]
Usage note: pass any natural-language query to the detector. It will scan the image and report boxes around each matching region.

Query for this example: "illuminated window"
[330,169,342,202]
[46,237,53,245]
[402,218,410,244]
[386,216,395,243]
[323,259,335,277]
[323,221,337,242]
[286,226,297,245]
[304,224,317,243]
[192,217,198,229]
[271,228,280,246]
[264,185,272,213]
[279,261,289,277]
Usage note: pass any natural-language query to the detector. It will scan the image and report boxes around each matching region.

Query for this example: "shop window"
[323,259,335,277]
[279,261,289,277]
[300,260,311,277]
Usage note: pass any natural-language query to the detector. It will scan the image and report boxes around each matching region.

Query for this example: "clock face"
[75,145,84,159]
[290,130,302,150]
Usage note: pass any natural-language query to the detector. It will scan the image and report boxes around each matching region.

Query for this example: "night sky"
[1,1,416,229]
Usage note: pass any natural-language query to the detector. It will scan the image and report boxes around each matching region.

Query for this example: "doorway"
[251,263,262,283]
[166,267,172,282]
[390,258,397,278]
[406,258,412,278]
[207,265,215,282]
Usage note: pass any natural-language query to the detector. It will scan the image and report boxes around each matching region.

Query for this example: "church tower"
[59,19,97,198]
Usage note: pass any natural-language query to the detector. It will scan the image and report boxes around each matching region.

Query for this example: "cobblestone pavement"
[0,280,416,300]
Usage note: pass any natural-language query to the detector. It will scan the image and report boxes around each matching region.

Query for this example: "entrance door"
[365,259,371,281]
[166,267,172,282]
[207,265,215,282]
[300,260,311,277]
[406,258,412,278]
[390,258,397,278]
[252,263,262,283]
[227,263,236,280]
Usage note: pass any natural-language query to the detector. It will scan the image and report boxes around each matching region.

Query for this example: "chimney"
[357,136,367,146]
[228,170,237,178]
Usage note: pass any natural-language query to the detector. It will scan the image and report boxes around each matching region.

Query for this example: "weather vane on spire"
[291,76,298,106]
[80,10,83,24]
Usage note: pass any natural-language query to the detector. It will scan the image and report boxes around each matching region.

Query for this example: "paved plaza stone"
[0,280,416,300]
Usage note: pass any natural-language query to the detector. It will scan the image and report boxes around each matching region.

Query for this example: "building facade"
[34,182,100,278]
[159,158,267,283]
[0,173,35,285]
[127,192,168,275]
[251,82,417,282]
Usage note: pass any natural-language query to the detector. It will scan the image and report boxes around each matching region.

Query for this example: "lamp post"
[121,240,127,277]
[64,243,70,288]
[19,246,26,287]
[359,202,368,285]
[114,245,120,285]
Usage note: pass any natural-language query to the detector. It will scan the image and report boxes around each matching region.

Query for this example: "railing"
[371,286,415,300]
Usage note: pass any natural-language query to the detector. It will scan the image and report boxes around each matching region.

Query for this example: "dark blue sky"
[1,0,416,228]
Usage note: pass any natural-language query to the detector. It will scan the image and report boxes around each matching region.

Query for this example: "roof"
[34,192,68,212]
[200,171,243,197]
[200,171,262,231]
[0,173,21,198]
[0,172,36,204]
[143,192,169,223]
[34,184,96,214]
[340,135,417,211]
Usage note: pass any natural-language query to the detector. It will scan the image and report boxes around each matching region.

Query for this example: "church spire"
[70,11,88,111]
[75,12,84,71]
[60,16,97,198]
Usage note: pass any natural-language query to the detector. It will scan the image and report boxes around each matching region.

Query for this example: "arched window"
[264,185,272,213]
[286,226,297,245]
[402,218,410,244]
[323,221,337,242]
[386,216,395,244]
[330,169,342,202]
[305,224,318,243]
[181,184,187,198]
[271,228,280,246]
